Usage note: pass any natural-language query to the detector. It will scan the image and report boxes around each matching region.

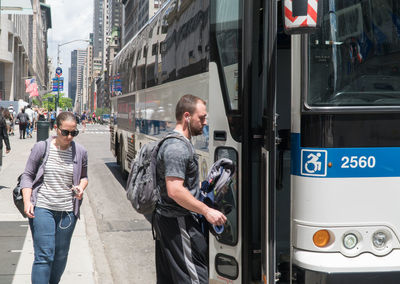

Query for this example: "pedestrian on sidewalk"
[20,111,88,284]
[49,109,56,130]
[80,111,87,132]
[8,104,15,136]
[153,94,227,284]
[16,108,29,139]
[2,108,12,137]
[25,104,35,138]
[0,107,11,170]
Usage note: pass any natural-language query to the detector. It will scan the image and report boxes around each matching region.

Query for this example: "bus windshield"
[307,0,400,107]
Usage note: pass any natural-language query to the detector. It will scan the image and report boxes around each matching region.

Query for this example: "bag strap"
[39,140,48,166]
[17,140,48,184]
[159,133,195,159]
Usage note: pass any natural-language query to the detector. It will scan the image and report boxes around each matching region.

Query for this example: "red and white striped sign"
[284,0,319,33]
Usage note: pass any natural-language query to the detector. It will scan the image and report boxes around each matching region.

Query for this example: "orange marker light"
[313,230,330,247]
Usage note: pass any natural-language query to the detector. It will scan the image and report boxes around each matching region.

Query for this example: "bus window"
[161,2,177,83]
[175,0,209,80]
[307,0,400,108]
[211,0,241,111]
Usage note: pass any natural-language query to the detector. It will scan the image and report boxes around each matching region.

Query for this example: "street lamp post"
[56,39,90,113]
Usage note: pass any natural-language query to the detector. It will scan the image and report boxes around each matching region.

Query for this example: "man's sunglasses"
[59,128,79,137]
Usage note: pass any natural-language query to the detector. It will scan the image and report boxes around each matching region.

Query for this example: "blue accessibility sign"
[301,149,327,177]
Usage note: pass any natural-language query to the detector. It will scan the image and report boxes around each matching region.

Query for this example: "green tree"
[42,93,55,110]
[39,93,72,111]
[59,97,73,110]
[95,107,110,116]
[32,97,41,107]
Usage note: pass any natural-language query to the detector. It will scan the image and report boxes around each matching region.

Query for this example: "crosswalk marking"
[77,124,110,135]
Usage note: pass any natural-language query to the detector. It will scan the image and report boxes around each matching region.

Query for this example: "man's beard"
[189,123,203,137]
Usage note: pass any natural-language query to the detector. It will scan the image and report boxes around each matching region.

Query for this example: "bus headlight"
[372,231,388,249]
[343,233,358,249]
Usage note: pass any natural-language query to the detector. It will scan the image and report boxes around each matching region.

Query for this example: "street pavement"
[74,123,156,284]
[0,123,156,284]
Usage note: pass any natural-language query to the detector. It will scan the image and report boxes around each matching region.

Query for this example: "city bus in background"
[109,0,400,283]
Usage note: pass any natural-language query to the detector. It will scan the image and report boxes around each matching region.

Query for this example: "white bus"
[110,0,400,283]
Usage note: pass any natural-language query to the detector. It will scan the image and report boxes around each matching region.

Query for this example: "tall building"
[93,0,105,60]
[121,0,164,46]
[69,53,77,105]
[104,0,123,68]
[82,45,94,112]
[69,49,87,108]
[0,0,51,101]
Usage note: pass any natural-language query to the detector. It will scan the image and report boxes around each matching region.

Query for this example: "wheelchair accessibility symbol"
[301,149,327,177]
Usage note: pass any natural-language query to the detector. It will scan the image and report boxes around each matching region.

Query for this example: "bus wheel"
[119,139,127,177]
[116,140,121,165]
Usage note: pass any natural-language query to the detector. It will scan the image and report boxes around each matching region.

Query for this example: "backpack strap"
[158,133,195,160]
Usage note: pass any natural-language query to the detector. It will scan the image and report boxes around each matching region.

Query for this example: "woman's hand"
[22,188,34,218]
[24,202,35,218]
[73,186,84,200]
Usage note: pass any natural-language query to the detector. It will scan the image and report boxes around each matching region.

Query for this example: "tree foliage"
[95,107,111,116]
[34,93,72,111]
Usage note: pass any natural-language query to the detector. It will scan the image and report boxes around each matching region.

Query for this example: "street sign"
[55,67,63,77]
[52,77,64,91]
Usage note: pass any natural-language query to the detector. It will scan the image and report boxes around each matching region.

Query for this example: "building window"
[152,43,158,56]
[8,33,13,52]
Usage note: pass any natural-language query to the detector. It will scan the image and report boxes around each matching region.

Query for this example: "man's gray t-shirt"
[155,132,199,217]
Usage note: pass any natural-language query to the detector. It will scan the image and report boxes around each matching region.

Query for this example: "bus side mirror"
[283,0,322,34]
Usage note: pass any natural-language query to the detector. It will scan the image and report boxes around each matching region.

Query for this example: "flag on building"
[25,78,39,97]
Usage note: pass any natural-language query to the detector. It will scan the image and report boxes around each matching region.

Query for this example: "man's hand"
[204,207,227,226]
[6,149,10,154]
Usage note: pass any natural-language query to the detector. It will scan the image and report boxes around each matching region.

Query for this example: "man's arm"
[166,177,227,226]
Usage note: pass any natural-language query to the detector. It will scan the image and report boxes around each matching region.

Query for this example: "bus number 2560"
[341,156,376,169]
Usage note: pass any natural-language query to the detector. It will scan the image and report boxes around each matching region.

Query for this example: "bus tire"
[119,138,128,178]
[116,139,121,165]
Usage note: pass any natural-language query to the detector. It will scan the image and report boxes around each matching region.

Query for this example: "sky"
[46,0,94,96]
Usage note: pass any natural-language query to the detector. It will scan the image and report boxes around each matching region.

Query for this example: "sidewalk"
[0,130,95,284]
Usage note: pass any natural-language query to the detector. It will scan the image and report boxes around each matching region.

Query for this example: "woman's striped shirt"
[36,143,74,211]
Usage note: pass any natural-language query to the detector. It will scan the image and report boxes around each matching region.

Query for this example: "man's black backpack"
[18,114,27,125]
[126,133,192,215]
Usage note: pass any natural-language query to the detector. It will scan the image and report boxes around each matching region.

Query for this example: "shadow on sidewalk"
[105,162,127,189]
[0,221,29,283]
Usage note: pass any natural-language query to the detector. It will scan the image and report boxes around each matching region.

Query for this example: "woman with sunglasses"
[20,111,88,284]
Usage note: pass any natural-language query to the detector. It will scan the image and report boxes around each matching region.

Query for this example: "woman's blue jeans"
[28,207,77,284]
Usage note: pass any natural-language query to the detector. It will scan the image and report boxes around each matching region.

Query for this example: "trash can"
[37,121,50,142]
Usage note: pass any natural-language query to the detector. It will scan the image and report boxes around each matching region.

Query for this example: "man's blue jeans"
[26,122,33,136]
[29,207,77,284]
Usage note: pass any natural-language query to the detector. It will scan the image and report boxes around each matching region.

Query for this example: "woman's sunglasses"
[59,128,79,137]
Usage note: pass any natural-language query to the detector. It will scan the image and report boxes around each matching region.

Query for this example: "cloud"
[46,0,93,95]
[48,0,92,42]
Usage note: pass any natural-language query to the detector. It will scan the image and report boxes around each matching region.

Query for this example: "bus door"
[242,0,286,283]
[258,1,292,283]
[209,0,303,283]
[258,1,317,283]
